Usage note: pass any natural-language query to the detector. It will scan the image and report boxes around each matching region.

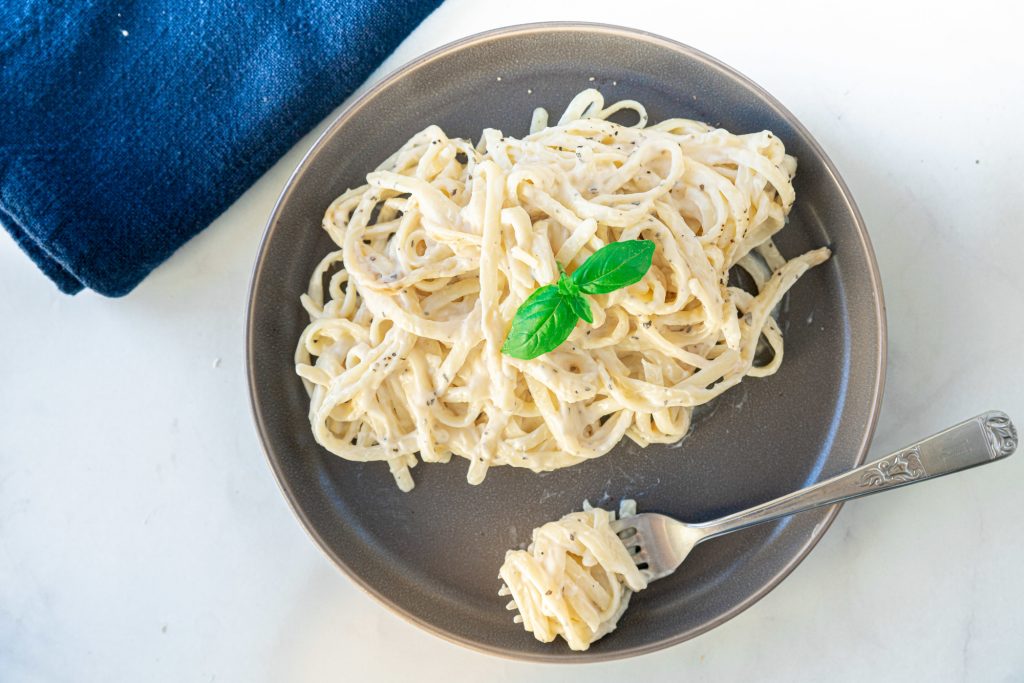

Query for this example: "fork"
[612,411,1017,582]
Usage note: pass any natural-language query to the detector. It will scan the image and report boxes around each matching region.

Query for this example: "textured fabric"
[0,0,441,295]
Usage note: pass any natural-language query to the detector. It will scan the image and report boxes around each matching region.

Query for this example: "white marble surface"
[2,1,1023,680]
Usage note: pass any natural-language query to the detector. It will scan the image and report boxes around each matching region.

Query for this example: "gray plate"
[246,23,886,662]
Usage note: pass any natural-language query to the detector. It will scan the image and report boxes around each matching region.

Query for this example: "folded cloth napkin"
[0,0,442,296]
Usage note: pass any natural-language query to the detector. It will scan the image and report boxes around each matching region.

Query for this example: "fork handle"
[696,411,1017,541]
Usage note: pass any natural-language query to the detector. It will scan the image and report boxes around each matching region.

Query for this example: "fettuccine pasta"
[295,89,829,491]
[499,500,645,651]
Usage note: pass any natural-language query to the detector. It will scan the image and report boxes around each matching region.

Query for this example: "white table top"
[3,1,1022,680]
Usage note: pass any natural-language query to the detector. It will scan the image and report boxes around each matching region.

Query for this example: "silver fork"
[612,411,1017,582]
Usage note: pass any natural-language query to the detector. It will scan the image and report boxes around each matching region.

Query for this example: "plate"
[246,23,886,662]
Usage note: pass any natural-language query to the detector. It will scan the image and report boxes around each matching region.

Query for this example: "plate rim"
[245,21,888,663]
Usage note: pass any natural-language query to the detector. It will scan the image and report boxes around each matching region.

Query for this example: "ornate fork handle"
[697,411,1017,540]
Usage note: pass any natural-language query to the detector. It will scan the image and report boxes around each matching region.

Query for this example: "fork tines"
[498,582,523,624]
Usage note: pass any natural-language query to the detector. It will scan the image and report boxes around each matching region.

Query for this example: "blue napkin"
[0,0,442,296]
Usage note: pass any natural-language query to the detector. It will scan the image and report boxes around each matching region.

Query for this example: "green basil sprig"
[501,240,656,360]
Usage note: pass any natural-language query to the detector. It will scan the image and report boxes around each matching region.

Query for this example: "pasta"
[499,500,646,651]
[295,89,829,491]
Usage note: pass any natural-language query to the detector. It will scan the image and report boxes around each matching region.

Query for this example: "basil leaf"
[570,240,656,294]
[565,292,593,324]
[502,240,656,359]
[556,271,581,299]
[501,285,580,360]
